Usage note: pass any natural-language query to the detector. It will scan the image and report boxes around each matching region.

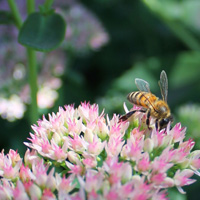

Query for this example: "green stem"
[27,0,35,14]
[7,0,23,28]
[27,48,38,124]
[26,0,38,124]
[142,0,200,51]
[7,0,38,124]
[44,0,54,10]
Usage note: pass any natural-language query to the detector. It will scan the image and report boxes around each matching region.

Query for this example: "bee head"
[159,115,173,129]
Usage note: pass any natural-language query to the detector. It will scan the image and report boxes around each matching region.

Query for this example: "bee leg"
[119,109,146,122]
[155,119,159,130]
[146,110,151,130]
[119,110,135,121]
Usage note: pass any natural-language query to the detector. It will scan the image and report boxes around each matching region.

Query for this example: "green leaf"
[18,12,66,52]
[0,10,13,24]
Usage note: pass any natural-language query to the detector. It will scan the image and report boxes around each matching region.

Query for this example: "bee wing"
[159,70,168,102]
[135,78,150,92]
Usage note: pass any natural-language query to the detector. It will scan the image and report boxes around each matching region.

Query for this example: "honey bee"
[119,70,173,130]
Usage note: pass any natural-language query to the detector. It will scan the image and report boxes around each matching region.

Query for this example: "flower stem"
[27,0,35,14]
[27,48,38,124]
[7,0,39,124]
[7,0,23,28]
[26,0,39,124]
[44,0,54,10]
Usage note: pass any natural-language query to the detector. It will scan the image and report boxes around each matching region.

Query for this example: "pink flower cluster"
[1,102,200,199]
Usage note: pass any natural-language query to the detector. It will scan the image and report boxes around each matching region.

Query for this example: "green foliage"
[0,10,13,24]
[18,12,66,52]
[168,188,186,200]
[177,104,200,149]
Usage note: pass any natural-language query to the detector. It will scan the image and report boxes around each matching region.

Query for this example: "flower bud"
[144,138,154,153]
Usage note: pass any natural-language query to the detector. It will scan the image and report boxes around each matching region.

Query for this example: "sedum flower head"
[0,102,200,199]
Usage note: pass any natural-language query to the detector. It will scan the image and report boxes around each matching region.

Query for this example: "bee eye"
[159,118,169,127]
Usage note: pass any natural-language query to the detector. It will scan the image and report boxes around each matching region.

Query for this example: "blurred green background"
[1,0,200,199]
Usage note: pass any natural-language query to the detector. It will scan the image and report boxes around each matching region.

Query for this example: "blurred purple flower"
[0,0,109,121]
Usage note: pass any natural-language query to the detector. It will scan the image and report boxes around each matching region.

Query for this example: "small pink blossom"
[13,180,29,200]
[69,133,87,153]
[87,134,105,156]
[174,169,196,194]
[78,102,101,122]
[169,122,186,143]
[23,181,42,199]
[56,174,76,196]
[152,190,168,200]
[82,153,97,168]
[32,160,56,189]
[151,157,174,173]
[2,156,21,179]
[151,129,172,148]
[135,152,151,173]
[41,189,56,200]
[50,140,68,162]
[82,169,103,192]
[121,133,143,161]
[179,138,195,153]
[67,118,84,136]
[8,149,21,164]
[66,161,84,176]
[106,134,125,157]
[19,164,35,182]
[150,172,167,186]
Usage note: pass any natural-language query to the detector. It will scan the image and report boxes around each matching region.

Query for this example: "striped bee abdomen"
[127,91,157,108]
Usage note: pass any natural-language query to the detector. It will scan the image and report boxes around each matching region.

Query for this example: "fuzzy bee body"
[120,71,173,130]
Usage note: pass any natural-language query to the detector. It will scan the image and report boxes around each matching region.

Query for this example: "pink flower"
[67,151,80,164]
[13,180,29,200]
[103,157,132,184]
[24,149,41,167]
[179,138,195,154]
[121,133,143,161]
[152,190,168,200]
[2,155,21,180]
[150,172,167,185]
[87,134,105,156]
[135,152,151,173]
[67,118,84,136]
[69,133,87,153]
[62,104,77,121]
[66,161,84,176]
[1,102,199,199]
[0,179,13,199]
[174,169,196,194]
[151,157,173,173]
[41,189,56,200]
[8,149,21,164]
[32,160,56,190]
[106,134,125,157]
[78,102,101,122]
[151,128,172,148]
[80,169,104,193]
[56,174,76,197]
[86,117,108,140]
[23,181,42,199]
[131,176,152,200]
[105,189,120,200]
[169,122,186,143]
[19,164,35,182]
[50,140,68,162]
[82,153,97,168]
